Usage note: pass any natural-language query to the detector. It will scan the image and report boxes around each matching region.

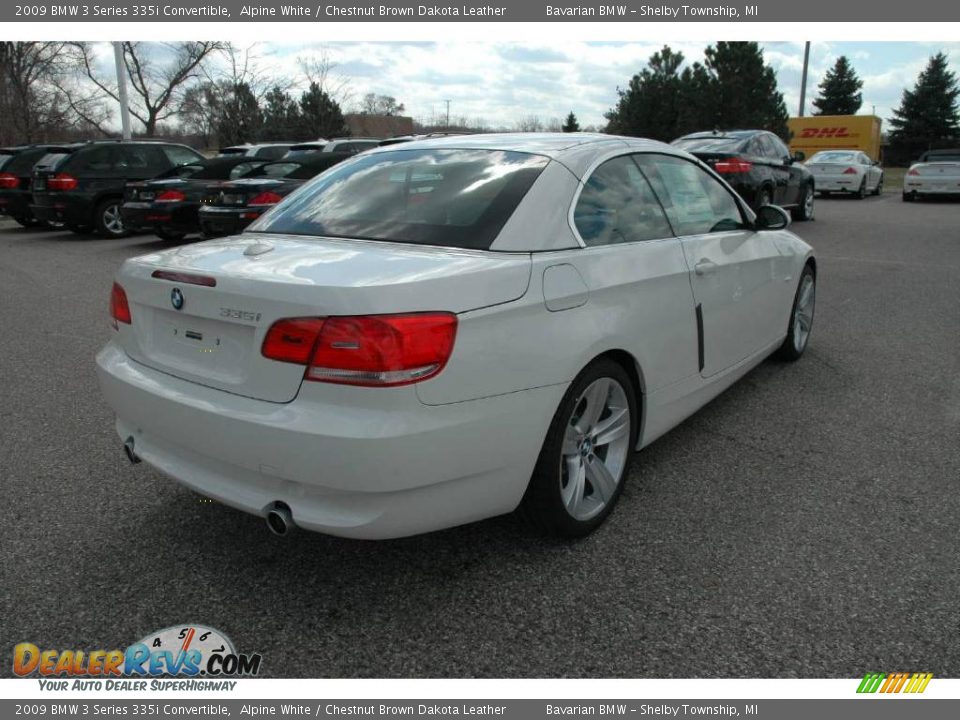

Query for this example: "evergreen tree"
[812,56,863,116]
[888,52,960,155]
[562,111,581,132]
[214,82,262,147]
[295,82,349,139]
[703,42,789,139]
[605,46,685,141]
[676,63,719,136]
[260,86,301,141]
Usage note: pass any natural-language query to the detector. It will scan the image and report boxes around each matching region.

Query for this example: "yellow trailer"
[788,115,882,162]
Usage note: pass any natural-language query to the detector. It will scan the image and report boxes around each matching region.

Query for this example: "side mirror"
[792,151,806,163]
[755,204,791,231]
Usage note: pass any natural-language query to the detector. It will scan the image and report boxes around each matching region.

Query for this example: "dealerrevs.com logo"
[857,672,933,694]
[13,624,262,690]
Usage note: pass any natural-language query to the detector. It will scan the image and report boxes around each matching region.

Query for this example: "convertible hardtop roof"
[367,132,673,159]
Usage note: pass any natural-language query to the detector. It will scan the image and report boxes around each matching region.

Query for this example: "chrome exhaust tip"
[266,503,295,536]
[123,436,141,464]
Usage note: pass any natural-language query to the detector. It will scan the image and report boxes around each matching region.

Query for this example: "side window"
[255,146,289,159]
[163,145,202,167]
[73,146,120,173]
[766,135,790,160]
[119,145,168,175]
[756,135,780,160]
[637,155,746,236]
[573,155,673,247]
[744,138,764,157]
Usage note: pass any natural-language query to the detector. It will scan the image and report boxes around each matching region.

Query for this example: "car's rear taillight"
[262,318,327,365]
[156,189,186,203]
[110,282,132,328]
[0,172,19,189]
[248,191,283,207]
[47,173,78,191]
[842,167,858,175]
[261,313,458,387]
[713,157,753,173]
[907,168,921,176]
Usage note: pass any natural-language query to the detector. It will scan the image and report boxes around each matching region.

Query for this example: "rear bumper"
[198,207,261,237]
[904,180,960,196]
[31,193,89,225]
[122,202,201,234]
[96,342,564,539]
[0,190,32,219]
[815,178,859,192]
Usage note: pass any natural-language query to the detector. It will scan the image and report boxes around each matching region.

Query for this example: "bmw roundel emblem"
[171,287,184,311]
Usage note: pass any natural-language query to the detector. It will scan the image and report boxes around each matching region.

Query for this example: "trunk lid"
[115,234,531,403]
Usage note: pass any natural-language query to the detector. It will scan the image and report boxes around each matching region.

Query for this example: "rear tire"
[791,184,815,221]
[872,174,884,196]
[856,178,867,199]
[902,192,915,202]
[67,223,94,234]
[521,358,637,537]
[777,265,816,361]
[94,198,129,238]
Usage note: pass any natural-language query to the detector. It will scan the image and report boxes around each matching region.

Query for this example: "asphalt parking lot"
[1,192,958,678]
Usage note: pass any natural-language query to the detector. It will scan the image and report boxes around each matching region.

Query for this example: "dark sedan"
[672,130,815,221]
[197,153,352,238]
[121,156,269,241]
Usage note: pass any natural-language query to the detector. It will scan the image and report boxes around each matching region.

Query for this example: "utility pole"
[798,41,810,117]
[444,100,451,128]
[113,42,132,139]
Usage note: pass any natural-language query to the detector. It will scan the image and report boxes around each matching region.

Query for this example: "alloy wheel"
[559,377,631,521]
[793,273,816,353]
[102,204,125,235]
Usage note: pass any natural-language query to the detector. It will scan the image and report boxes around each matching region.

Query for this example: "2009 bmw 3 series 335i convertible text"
[96,133,816,540]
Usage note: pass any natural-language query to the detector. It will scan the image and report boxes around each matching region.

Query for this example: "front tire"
[94,199,129,238]
[521,358,637,537]
[791,183,815,221]
[777,265,816,361]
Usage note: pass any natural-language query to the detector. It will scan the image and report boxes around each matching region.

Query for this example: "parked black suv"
[31,140,204,237]
[672,130,815,221]
[0,144,70,228]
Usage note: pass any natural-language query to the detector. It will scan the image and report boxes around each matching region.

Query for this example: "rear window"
[4,148,51,175]
[218,147,250,156]
[259,162,301,178]
[0,153,14,171]
[810,152,857,163]
[921,152,960,162]
[251,148,549,250]
[672,136,746,152]
[35,152,74,170]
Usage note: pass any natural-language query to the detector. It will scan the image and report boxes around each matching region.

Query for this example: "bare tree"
[0,42,109,143]
[514,115,544,133]
[67,41,226,136]
[296,48,353,107]
[359,93,405,116]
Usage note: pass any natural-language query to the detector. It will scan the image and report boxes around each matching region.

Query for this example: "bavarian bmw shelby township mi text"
[96,133,816,539]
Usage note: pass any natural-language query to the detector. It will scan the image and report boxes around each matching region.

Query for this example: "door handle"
[695,259,718,276]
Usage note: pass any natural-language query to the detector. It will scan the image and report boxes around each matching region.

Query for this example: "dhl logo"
[799,127,853,138]
[857,672,933,694]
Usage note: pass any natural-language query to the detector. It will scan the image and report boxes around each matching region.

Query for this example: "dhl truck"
[788,115,882,162]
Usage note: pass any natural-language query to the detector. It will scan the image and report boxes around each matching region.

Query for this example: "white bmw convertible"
[97,134,816,539]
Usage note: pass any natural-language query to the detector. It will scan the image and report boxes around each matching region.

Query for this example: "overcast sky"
[98,41,960,130]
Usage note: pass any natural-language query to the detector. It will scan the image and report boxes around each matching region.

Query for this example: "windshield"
[809,152,858,163]
[250,148,549,250]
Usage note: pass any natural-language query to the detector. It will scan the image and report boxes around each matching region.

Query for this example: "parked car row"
[0,136,414,241]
